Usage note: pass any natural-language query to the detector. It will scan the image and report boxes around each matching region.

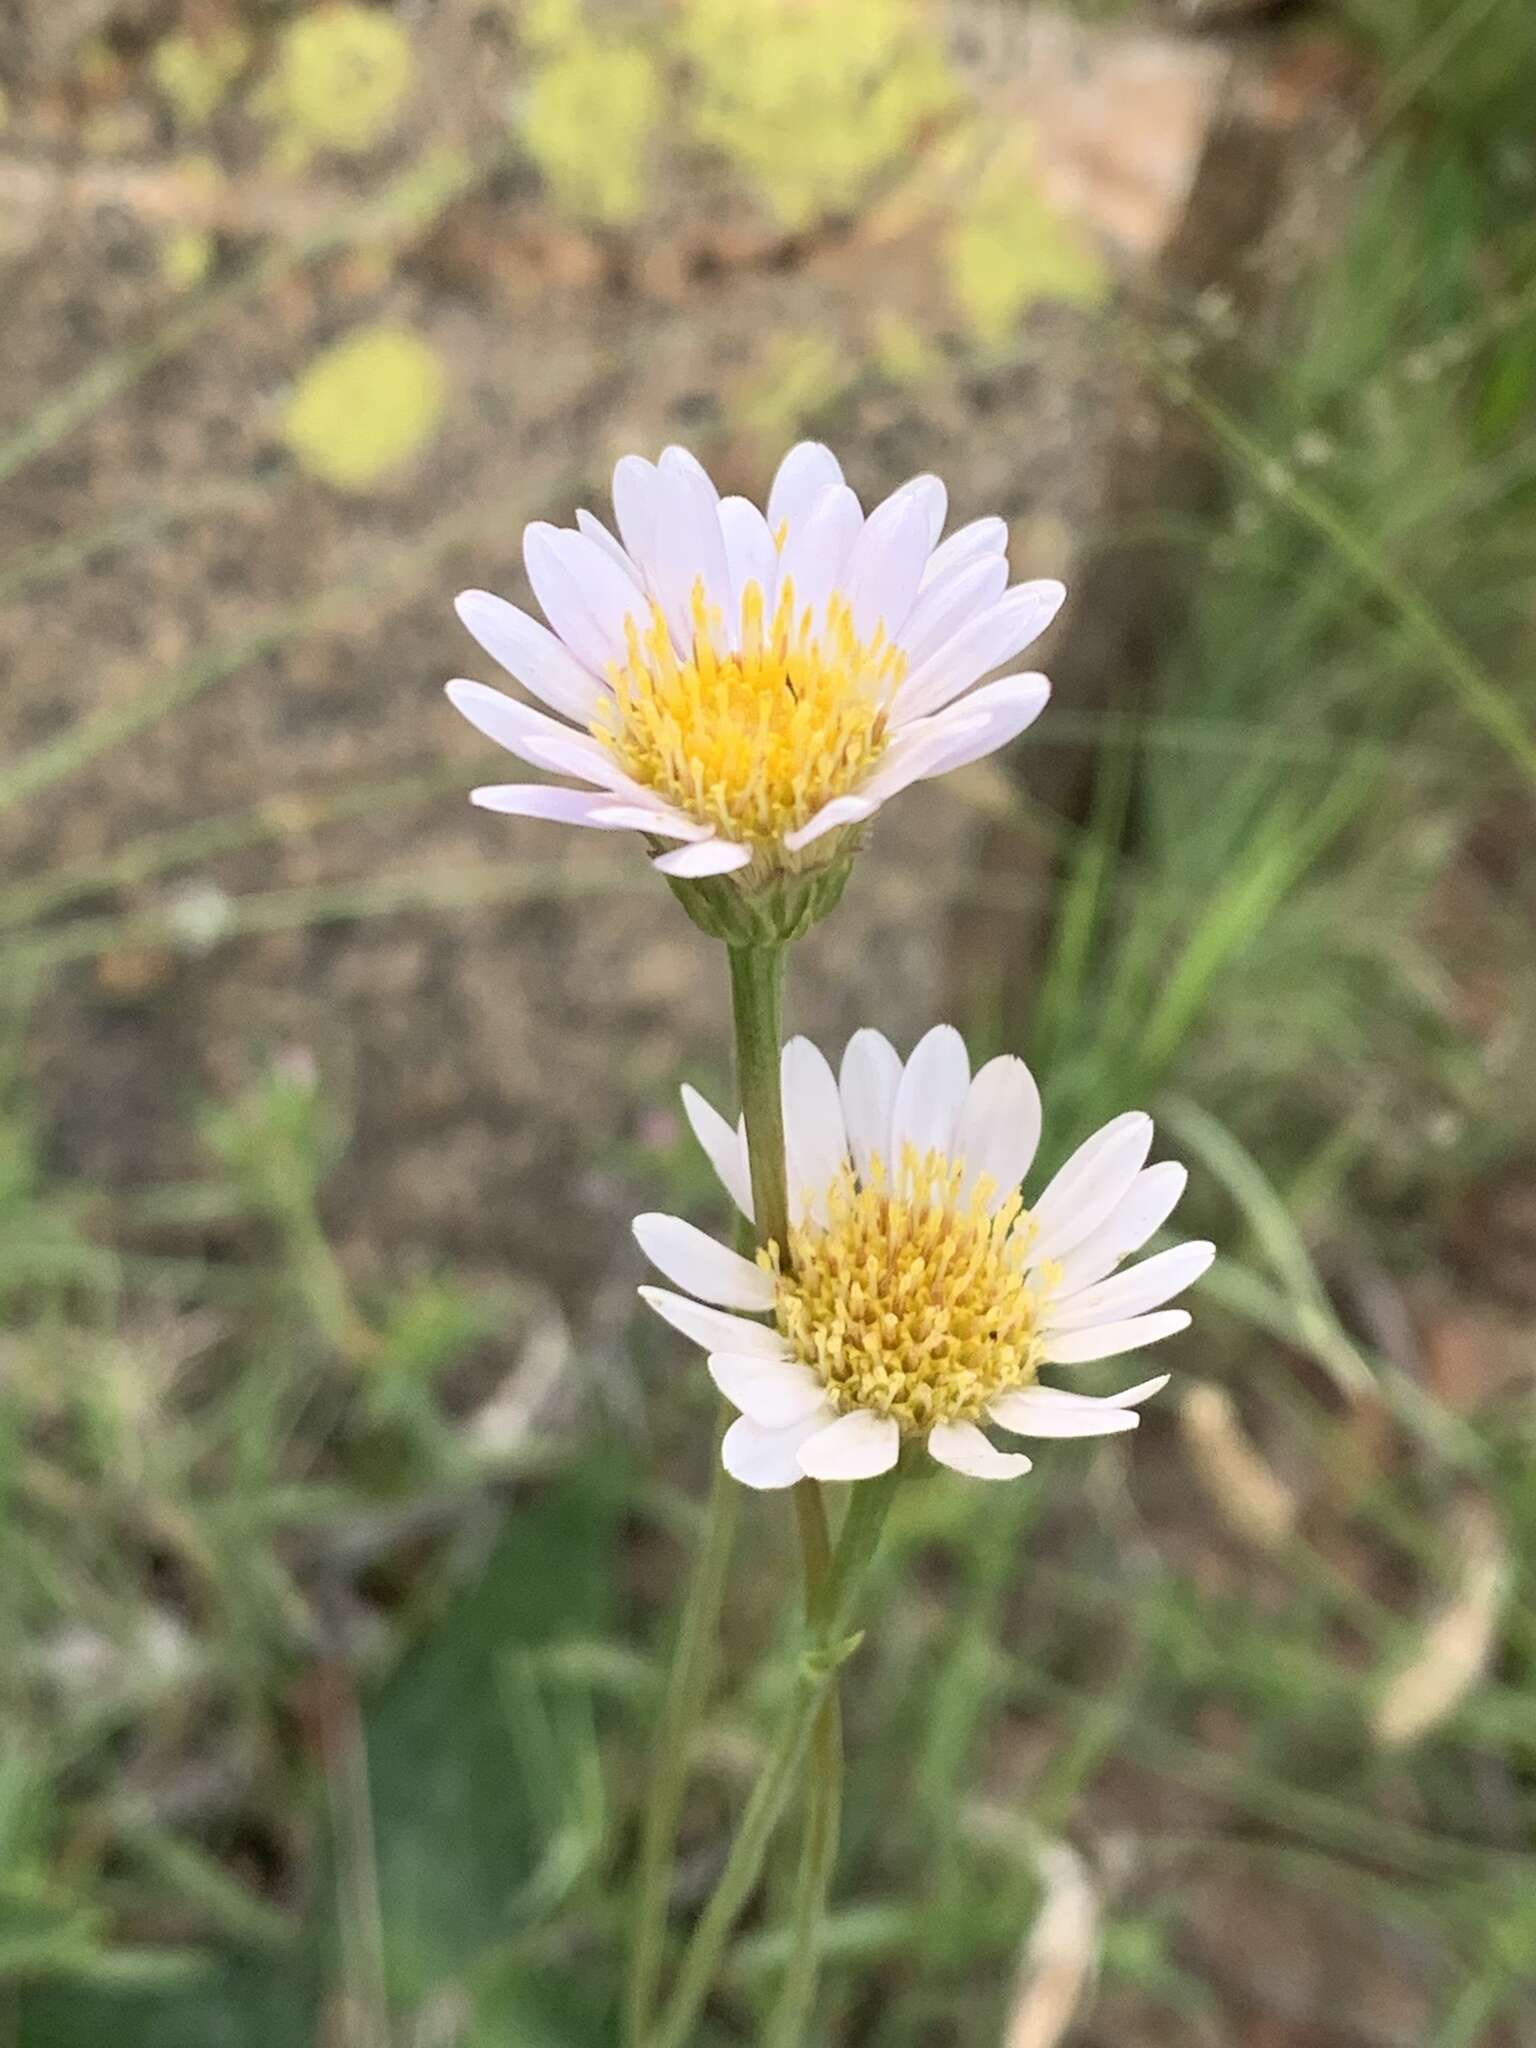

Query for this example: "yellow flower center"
[591,577,902,849]
[766,1149,1047,1433]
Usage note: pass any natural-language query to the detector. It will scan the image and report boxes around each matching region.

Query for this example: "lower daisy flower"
[635,1027,1213,1488]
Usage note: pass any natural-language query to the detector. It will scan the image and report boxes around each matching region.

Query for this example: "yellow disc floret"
[768,1150,1047,1433]
[591,577,902,847]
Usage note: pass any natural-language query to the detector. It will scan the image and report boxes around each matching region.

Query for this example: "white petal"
[954,1055,1042,1209]
[718,494,779,618]
[1029,1113,1155,1267]
[722,1409,835,1491]
[632,1213,775,1310]
[911,673,1051,777]
[470,784,639,830]
[781,794,876,853]
[652,447,736,652]
[927,1420,1032,1479]
[851,714,989,810]
[638,1286,790,1359]
[777,484,862,630]
[651,838,753,877]
[896,554,1010,672]
[797,1409,901,1482]
[517,726,639,792]
[781,1037,849,1227]
[839,1029,902,1181]
[524,522,643,675]
[890,1025,970,1169]
[893,473,948,549]
[986,1389,1139,1439]
[611,454,661,580]
[1051,1162,1189,1297]
[708,1354,827,1427]
[446,679,606,780]
[586,802,712,839]
[681,1083,754,1221]
[1043,1310,1190,1366]
[1048,1241,1213,1334]
[575,509,644,588]
[844,493,932,644]
[1100,1373,1170,1407]
[920,515,1008,588]
[1015,1376,1169,1412]
[894,580,1066,720]
[454,590,605,724]
[766,442,846,538]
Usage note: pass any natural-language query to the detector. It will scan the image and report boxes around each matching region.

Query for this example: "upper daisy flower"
[634,1027,1213,1489]
[446,443,1063,902]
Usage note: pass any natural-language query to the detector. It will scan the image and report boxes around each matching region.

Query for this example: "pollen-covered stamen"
[766,1148,1048,1433]
[590,576,904,846]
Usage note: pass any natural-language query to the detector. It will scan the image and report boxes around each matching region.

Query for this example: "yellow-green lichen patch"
[259,3,414,168]
[521,10,662,226]
[674,0,955,229]
[152,28,251,129]
[946,135,1110,346]
[736,332,848,451]
[282,326,446,492]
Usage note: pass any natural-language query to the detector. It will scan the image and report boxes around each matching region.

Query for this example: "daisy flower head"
[446,443,1064,941]
[634,1027,1213,1489]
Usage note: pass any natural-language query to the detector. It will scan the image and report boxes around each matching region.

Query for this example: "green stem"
[625,1409,740,2047]
[625,942,785,2045]
[767,1482,842,2048]
[644,1474,898,2048]
[727,943,790,1251]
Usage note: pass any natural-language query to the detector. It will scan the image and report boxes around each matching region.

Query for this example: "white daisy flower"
[634,1027,1213,1489]
[446,442,1062,895]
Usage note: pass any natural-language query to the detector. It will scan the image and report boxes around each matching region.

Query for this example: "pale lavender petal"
[454,590,605,724]
[894,580,1066,720]
[470,784,641,829]
[897,554,1010,672]
[777,484,862,630]
[766,442,846,538]
[781,794,876,853]
[844,492,932,643]
[919,515,1009,587]
[718,494,779,618]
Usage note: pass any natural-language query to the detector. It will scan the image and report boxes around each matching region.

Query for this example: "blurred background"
[2,0,1535,2042]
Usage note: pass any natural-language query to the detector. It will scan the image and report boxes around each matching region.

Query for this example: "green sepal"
[663,848,856,946]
